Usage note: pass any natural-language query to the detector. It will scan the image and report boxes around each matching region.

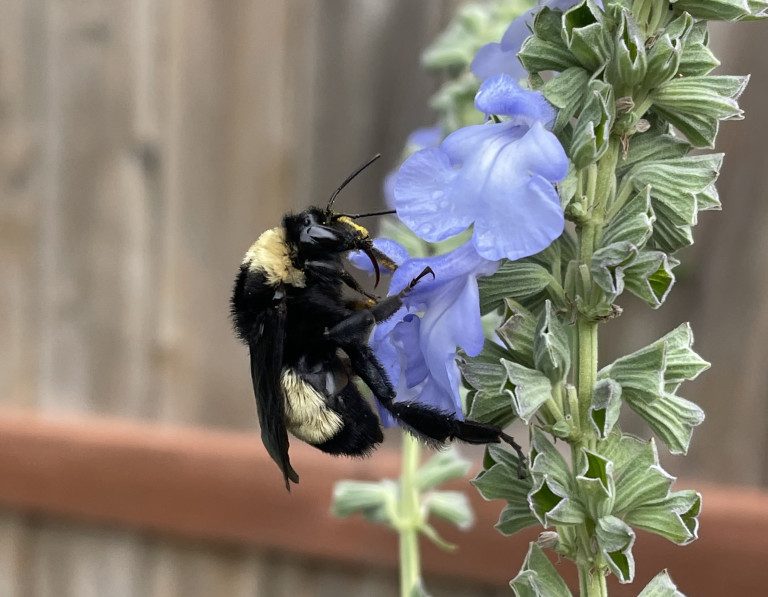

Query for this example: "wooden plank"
[0,408,765,595]
[155,0,297,427]
[37,0,160,419]
[0,0,46,410]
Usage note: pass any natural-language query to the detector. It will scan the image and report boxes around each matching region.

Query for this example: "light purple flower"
[394,74,568,261]
[384,126,444,210]
[370,241,498,426]
[471,0,603,81]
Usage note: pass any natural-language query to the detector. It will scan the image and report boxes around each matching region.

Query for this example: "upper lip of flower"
[392,75,568,262]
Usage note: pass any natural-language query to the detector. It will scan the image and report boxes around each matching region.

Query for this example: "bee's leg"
[323,266,436,344]
[305,259,379,301]
[339,341,528,478]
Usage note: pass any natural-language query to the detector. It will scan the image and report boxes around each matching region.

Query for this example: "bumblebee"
[231,155,524,489]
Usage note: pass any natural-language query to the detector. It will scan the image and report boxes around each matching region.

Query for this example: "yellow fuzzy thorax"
[243,227,306,287]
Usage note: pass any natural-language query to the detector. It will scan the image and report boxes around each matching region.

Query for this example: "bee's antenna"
[326,153,382,213]
[334,209,396,220]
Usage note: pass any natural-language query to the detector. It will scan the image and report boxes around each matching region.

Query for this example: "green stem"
[577,319,598,444]
[399,433,423,597]
[578,561,608,597]
[572,142,620,594]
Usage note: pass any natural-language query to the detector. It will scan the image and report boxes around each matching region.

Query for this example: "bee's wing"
[248,294,299,490]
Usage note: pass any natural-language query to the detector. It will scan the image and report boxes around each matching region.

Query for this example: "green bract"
[459,1,758,594]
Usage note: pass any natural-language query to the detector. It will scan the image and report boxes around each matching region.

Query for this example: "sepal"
[590,379,622,438]
[416,446,472,491]
[533,300,571,382]
[624,489,701,544]
[424,490,474,530]
[562,1,613,72]
[473,445,537,535]
[478,261,560,315]
[638,570,685,596]
[595,515,636,583]
[571,80,616,168]
[332,479,398,525]
[509,543,573,597]
[606,8,647,97]
[503,360,554,423]
[519,8,579,74]
[497,299,537,368]
[652,75,749,147]
[673,0,768,21]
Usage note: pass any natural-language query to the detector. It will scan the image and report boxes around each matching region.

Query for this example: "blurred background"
[1,0,768,595]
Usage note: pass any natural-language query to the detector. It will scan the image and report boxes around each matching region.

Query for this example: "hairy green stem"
[578,561,609,597]
[399,433,423,596]
[573,142,620,594]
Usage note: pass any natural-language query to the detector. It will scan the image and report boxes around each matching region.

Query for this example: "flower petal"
[394,147,475,243]
[407,126,443,151]
[388,241,498,298]
[471,41,526,81]
[475,74,555,127]
[472,173,565,261]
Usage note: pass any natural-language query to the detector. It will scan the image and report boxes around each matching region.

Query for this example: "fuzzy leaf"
[649,216,694,253]
[674,0,766,20]
[660,324,711,384]
[519,38,579,74]
[468,389,517,427]
[652,76,749,147]
[503,361,554,423]
[602,188,654,247]
[510,543,573,597]
[591,241,638,297]
[644,33,683,90]
[459,340,509,393]
[606,7,647,96]
[571,80,615,168]
[543,67,591,132]
[575,449,615,519]
[496,502,540,536]
[562,1,612,71]
[332,480,397,525]
[530,428,572,490]
[680,38,720,77]
[624,250,679,308]
[617,131,690,175]
[479,262,557,315]
[625,490,701,545]
[474,446,537,535]
[598,433,673,515]
[417,446,471,491]
[497,300,537,368]
[599,339,665,403]
[596,515,636,583]
[629,154,723,227]
[529,476,585,526]
[425,490,474,530]
[534,301,571,382]
[638,570,685,597]
[625,392,705,454]
[473,460,531,503]
[590,379,622,439]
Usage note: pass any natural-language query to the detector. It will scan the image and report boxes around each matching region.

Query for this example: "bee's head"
[283,207,372,257]
[282,154,395,284]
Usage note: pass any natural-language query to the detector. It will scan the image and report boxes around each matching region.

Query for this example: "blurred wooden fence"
[1,0,768,595]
